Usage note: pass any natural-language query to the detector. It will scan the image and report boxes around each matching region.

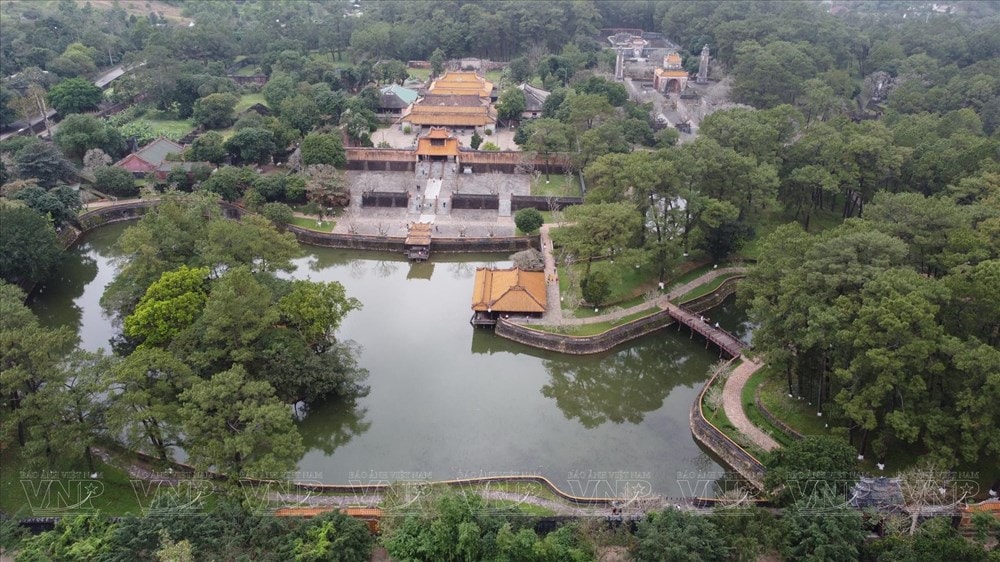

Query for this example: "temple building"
[654,51,689,93]
[400,94,496,133]
[415,127,460,162]
[427,70,494,99]
[470,267,547,326]
[516,83,550,121]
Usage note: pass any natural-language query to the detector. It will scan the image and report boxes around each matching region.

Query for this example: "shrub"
[402,125,412,134]
[581,271,611,306]
[514,207,544,234]
[93,165,138,197]
[480,141,501,151]
[261,202,294,225]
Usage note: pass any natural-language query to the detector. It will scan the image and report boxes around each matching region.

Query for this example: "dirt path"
[722,359,779,452]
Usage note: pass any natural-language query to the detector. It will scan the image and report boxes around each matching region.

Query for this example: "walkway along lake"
[30,222,755,498]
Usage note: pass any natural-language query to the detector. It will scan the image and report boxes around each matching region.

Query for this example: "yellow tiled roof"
[471,268,547,313]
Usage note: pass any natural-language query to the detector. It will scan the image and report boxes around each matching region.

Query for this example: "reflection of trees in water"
[296,398,372,456]
[448,261,474,279]
[541,338,707,428]
[32,249,99,335]
[372,259,399,278]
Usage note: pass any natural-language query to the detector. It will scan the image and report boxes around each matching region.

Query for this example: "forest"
[1,1,999,560]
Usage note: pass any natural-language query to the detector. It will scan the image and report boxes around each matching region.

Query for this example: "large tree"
[47,77,103,115]
[53,113,126,161]
[550,202,642,279]
[192,93,239,130]
[0,206,64,287]
[178,365,304,477]
[300,132,346,167]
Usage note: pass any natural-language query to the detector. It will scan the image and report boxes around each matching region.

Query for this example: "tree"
[303,164,348,208]
[262,72,297,110]
[224,127,277,165]
[636,508,728,562]
[0,282,76,450]
[14,140,76,187]
[279,94,321,135]
[764,436,858,504]
[107,347,194,461]
[93,164,137,197]
[199,165,255,202]
[47,77,103,115]
[53,113,126,161]
[514,207,544,234]
[0,87,17,128]
[551,203,642,279]
[470,130,483,150]
[82,148,112,171]
[0,206,63,287]
[429,48,446,77]
[178,365,304,477]
[192,93,239,129]
[495,87,526,125]
[261,202,294,225]
[523,118,570,180]
[292,510,374,562]
[276,280,361,353]
[24,350,113,472]
[580,270,611,306]
[189,131,226,164]
[783,492,866,562]
[123,265,211,347]
[300,132,346,167]
[11,184,80,226]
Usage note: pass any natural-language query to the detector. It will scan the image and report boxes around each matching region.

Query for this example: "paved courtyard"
[337,168,531,237]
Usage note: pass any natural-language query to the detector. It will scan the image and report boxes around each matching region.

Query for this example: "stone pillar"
[697,45,710,84]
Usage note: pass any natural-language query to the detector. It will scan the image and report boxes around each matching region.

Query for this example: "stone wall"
[689,362,767,490]
[451,193,500,210]
[496,310,675,354]
[676,275,745,310]
[755,387,804,441]
[361,191,409,208]
[510,195,584,211]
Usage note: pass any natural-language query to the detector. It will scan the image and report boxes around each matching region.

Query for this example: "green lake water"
[31,222,754,498]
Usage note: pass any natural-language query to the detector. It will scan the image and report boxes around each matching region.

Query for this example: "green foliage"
[261,202,294,225]
[300,132,346,167]
[178,364,304,477]
[15,514,115,561]
[480,141,501,151]
[764,436,858,504]
[10,184,80,226]
[225,126,277,165]
[277,280,361,352]
[53,113,126,160]
[117,120,158,146]
[192,92,239,129]
[580,271,611,306]
[496,87,526,123]
[551,202,642,279]
[0,206,63,287]
[93,165,138,197]
[291,510,374,562]
[47,77,103,115]
[279,94,321,134]
[635,508,728,562]
[199,165,256,202]
[189,131,226,164]
[470,130,483,150]
[514,207,544,234]
[124,265,211,347]
[782,491,866,562]
[14,140,76,187]
[383,491,594,562]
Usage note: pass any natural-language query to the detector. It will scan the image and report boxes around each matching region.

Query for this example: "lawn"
[673,271,743,304]
[138,110,197,140]
[530,307,660,336]
[407,67,431,81]
[289,217,335,232]
[740,366,800,448]
[531,174,581,197]
[755,366,833,438]
[556,258,659,315]
[235,93,268,112]
[0,444,150,517]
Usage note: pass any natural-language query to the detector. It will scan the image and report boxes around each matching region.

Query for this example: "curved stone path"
[722,359,779,452]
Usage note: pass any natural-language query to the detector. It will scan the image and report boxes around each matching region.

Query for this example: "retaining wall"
[511,195,583,211]
[689,361,767,490]
[755,387,804,441]
[496,309,674,354]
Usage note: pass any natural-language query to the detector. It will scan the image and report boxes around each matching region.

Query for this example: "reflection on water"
[542,338,706,428]
[31,229,753,496]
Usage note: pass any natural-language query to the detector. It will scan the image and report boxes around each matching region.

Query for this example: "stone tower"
[696,44,710,84]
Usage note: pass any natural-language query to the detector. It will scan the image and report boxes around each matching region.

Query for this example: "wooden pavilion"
[470,267,547,326]
[404,222,433,261]
[415,127,460,162]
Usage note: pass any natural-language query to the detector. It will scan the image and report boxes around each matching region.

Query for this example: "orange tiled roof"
[429,71,493,98]
[405,222,433,245]
[471,268,547,313]
[656,68,688,78]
